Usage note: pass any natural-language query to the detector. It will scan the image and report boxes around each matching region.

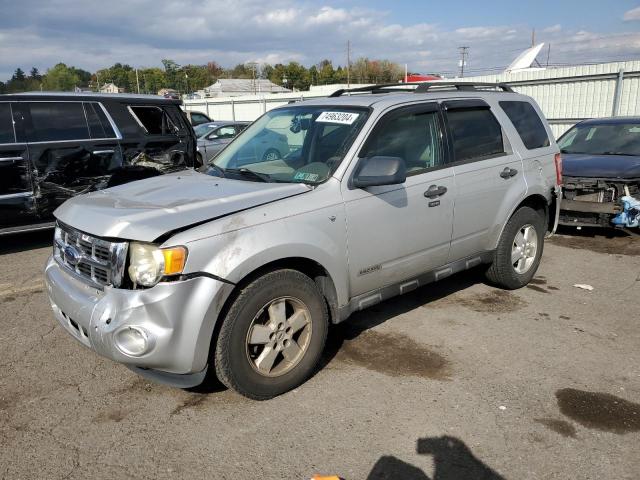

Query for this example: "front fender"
[181,206,349,306]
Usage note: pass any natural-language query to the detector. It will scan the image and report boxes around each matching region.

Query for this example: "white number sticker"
[316,111,360,125]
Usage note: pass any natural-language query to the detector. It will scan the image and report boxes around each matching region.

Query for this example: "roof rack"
[329,81,513,97]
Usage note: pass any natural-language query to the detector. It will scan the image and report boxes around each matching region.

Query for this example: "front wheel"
[214,269,328,400]
[485,206,545,289]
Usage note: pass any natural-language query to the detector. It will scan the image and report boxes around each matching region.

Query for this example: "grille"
[53,223,128,288]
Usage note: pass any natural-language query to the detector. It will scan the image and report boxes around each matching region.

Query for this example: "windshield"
[558,122,640,156]
[206,106,369,184]
[194,123,218,138]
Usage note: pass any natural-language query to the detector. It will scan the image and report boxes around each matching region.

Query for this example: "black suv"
[0,93,196,235]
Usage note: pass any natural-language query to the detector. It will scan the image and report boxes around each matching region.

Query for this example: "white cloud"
[1,0,640,81]
[623,6,640,21]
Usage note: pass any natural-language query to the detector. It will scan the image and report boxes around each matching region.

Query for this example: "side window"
[128,105,177,135]
[215,126,236,139]
[500,101,550,149]
[446,108,504,162]
[84,102,117,139]
[0,103,15,144]
[27,102,90,142]
[361,106,444,175]
[191,113,209,125]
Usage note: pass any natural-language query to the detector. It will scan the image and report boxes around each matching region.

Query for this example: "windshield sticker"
[294,172,319,182]
[316,111,360,125]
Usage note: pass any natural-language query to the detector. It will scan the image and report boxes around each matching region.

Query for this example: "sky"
[1,0,639,81]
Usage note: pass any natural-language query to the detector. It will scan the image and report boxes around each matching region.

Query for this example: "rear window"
[500,101,550,150]
[0,103,15,144]
[447,108,504,161]
[129,105,177,135]
[84,102,117,139]
[28,102,90,142]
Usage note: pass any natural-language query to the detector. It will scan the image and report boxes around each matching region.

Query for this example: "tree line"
[0,58,406,95]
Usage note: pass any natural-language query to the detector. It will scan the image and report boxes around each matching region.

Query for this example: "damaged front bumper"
[560,177,640,228]
[44,256,232,387]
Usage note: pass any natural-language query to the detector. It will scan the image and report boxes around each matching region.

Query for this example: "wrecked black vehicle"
[0,93,196,235]
[558,117,640,229]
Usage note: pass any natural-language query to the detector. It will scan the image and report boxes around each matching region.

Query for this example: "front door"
[0,102,34,228]
[342,103,455,297]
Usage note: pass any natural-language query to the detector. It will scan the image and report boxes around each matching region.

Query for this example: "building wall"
[184,62,640,139]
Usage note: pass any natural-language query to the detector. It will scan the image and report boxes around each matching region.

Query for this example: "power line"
[458,46,469,77]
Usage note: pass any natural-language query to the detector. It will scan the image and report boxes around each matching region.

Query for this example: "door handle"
[500,167,518,179]
[0,156,23,163]
[424,185,448,198]
[92,149,115,155]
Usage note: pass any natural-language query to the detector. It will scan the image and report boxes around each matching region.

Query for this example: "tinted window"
[500,101,550,150]
[191,112,209,125]
[28,102,90,142]
[0,103,15,144]
[362,107,444,175]
[129,106,177,135]
[84,102,116,139]
[447,108,504,161]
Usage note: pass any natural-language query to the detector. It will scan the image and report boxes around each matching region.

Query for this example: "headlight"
[128,243,188,287]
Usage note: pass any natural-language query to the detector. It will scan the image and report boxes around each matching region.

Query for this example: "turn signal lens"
[162,246,187,275]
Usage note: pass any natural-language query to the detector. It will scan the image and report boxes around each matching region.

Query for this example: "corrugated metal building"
[184,61,640,138]
[449,60,640,137]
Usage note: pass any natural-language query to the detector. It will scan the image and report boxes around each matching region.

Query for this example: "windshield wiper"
[208,162,226,177]
[225,168,271,183]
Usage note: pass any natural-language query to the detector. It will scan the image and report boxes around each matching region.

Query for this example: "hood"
[563,153,640,179]
[54,170,310,242]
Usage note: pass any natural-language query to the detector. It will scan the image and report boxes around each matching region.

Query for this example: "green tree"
[42,63,81,91]
[29,67,41,80]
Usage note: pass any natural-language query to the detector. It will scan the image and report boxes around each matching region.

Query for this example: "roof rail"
[329,81,513,97]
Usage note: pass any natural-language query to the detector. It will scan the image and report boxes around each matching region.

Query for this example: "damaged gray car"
[0,93,196,235]
[45,82,561,399]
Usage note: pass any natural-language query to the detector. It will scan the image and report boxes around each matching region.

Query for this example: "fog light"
[114,326,151,357]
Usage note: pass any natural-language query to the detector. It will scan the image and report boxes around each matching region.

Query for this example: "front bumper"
[44,256,233,386]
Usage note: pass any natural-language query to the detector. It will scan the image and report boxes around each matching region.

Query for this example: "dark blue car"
[558,117,640,229]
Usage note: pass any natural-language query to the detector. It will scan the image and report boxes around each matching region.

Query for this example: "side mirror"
[207,133,219,140]
[352,156,406,188]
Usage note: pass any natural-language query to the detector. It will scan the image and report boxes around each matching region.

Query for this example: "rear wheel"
[214,269,328,400]
[486,206,545,289]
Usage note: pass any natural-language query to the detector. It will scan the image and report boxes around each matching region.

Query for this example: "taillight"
[554,153,563,186]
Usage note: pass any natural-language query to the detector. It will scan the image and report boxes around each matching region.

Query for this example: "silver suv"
[45,82,562,399]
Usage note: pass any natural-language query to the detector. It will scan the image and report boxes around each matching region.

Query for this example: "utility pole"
[546,43,551,67]
[347,40,351,89]
[135,68,140,94]
[458,46,469,78]
[531,28,536,47]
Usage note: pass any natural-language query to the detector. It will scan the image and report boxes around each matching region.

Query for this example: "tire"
[485,206,545,289]
[262,148,281,162]
[214,269,328,400]
[195,152,204,168]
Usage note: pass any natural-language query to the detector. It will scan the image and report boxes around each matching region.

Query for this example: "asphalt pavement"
[1,228,639,479]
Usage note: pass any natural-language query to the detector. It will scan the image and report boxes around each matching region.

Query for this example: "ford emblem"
[64,245,81,266]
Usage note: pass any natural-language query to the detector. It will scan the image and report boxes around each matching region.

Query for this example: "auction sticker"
[316,111,360,125]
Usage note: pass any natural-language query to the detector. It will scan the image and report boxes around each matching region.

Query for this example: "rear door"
[0,102,35,228]
[125,104,194,170]
[23,100,123,220]
[443,99,526,261]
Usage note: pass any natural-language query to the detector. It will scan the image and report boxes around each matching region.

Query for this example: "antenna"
[458,46,469,78]
[347,40,351,89]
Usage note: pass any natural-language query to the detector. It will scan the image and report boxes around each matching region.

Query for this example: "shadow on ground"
[367,435,505,480]
[0,229,54,255]
[320,266,488,371]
